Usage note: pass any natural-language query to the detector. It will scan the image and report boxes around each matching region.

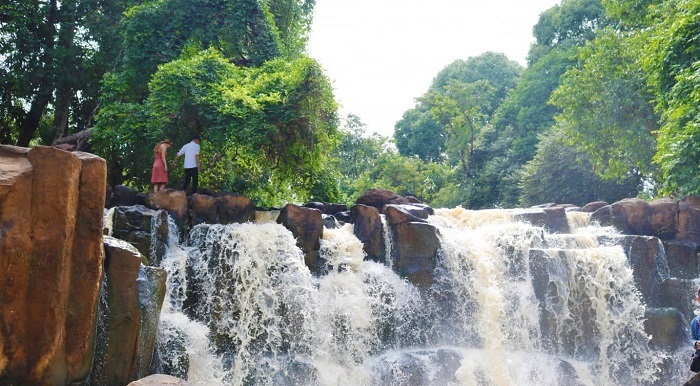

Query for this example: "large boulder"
[350,204,385,264]
[356,188,412,211]
[277,204,324,273]
[111,205,170,266]
[92,237,167,386]
[108,185,148,208]
[598,235,669,304]
[644,307,686,351]
[216,193,256,224]
[385,207,440,290]
[513,206,570,234]
[662,240,700,279]
[679,197,700,243]
[188,194,218,226]
[146,189,188,226]
[649,198,679,240]
[0,145,106,385]
[592,198,652,236]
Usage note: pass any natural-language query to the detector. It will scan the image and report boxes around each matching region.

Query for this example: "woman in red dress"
[151,139,172,192]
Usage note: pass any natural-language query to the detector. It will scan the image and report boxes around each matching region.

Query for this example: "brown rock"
[391,222,440,290]
[356,188,408,210]
[0,145,108,385]
[649,197,678,240]
[383,204,430,224]
[94,237,167,386]
[146,189,188,225]
[350,204,385,264]
[513,207,570,234]
[277,204,324,273]
[26,146,81,384]
[580,201,608,213]
[217,193,255,224]
[0,145,33,381]
[592,198,652,235]
[189,193,218,225]
[679,196,700,242]
[65,152,107,382]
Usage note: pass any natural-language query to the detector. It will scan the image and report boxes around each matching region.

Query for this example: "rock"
[648,197,679,240]
[655,278,697,319]
[581,201,608,213]
[662,240,700,279]
[351,204,385,264]
[391,221,440,290]
[683,373,700,386]
[383,204,430,224]
[592,198,652,235]
[304,202,348,215]
[0,145,106,385]
[146,189,188,226]
[356,188,410,210]
[644,307,686,350]
[598,235,669,304]
[277,204,324,273]
[679,197,700,243]
[109,185,148,208]
[216,193,255,224]
[127,374,191,385]
[112,205,169,266]
[92,237,167,386]
[335,210,352,224]
[188,193,218,225]
[513,206,570,234]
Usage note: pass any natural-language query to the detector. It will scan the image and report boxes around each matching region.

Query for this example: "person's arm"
[160,145,168,171]
[172,150,182,166]
[196,154,200,171]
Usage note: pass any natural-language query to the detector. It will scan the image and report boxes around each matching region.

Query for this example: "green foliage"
[550,27,658,181]
[92,49,338,206]
[644,0,700,195]
[520,129,642,206]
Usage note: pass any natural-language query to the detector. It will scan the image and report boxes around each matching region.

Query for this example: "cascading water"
[154,208,688,385]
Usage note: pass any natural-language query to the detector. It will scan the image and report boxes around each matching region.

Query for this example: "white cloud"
[307,0,561,137]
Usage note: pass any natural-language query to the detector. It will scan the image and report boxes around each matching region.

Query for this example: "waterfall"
[154,208,682,385]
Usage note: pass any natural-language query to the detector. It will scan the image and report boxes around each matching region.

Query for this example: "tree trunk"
[17,0,58,147]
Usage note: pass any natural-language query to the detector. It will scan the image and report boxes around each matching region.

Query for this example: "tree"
[394,52,522,162]
[643,0,700,196]
[520,128,642,206]
[550,27,658,181]
[92,49,338,205]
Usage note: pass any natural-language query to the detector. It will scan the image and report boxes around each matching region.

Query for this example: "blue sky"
[307,0,561,137]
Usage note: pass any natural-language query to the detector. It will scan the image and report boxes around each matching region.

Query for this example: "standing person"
[151,138,172,192]
[172,135,201,194]
[690,288,700,372]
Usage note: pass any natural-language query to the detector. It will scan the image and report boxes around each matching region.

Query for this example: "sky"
[306,0,561,137]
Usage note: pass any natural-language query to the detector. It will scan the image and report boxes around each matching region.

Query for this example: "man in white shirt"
[172,135,201,194]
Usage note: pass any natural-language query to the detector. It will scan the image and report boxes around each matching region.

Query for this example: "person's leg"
[192,169,198,194]
[182,168,192,192]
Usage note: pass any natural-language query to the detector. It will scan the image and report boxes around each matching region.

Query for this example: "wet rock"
[146,189,188,226]
[655,278,697,319]
[644,307,686,350]
[216,193,255,224]
[351,204,385,264]
[649,198,679,240]
[662,240,700,279]
[356,188,411,210]
[277,204,324,273]
[598,235,669,304]
[581,201,608,213]
[383,204,431,223]
[92,237,167,386]
[188,193,217,225]
[513,206,570,234]
[391,221,440,290]
[109,185,148,208]
[112,205,169,266]
[679,197,700,243]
